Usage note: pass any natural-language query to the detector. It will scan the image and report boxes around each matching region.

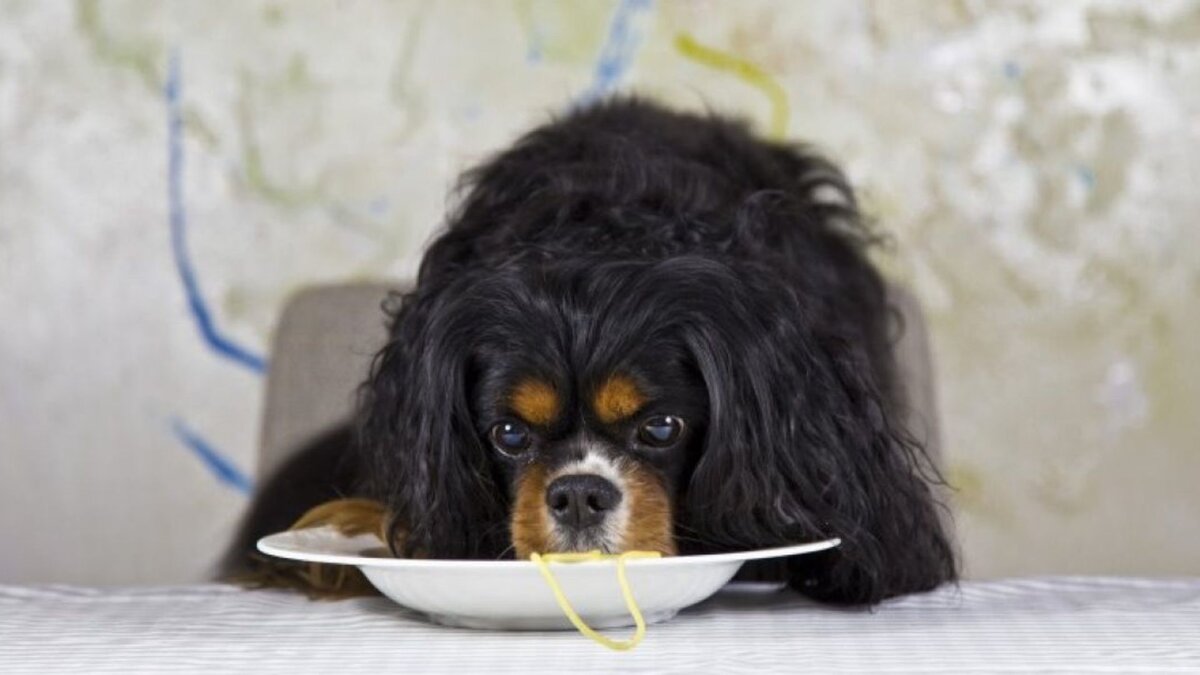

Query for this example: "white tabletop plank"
[2,577,1198,673]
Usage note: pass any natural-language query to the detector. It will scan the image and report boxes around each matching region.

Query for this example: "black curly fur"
[351,98,956,604]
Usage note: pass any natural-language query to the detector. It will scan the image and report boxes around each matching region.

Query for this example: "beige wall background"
[1,0,1197,585]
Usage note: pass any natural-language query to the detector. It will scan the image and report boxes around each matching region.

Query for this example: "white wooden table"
[2,577,1198,673]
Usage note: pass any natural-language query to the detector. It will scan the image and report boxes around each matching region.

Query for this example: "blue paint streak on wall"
[368,196,391,217]
[170,417,254,496]
[526,27,544,64]
[1074,165,1096,190]
[574,0,654,106]
[166,51,268,375]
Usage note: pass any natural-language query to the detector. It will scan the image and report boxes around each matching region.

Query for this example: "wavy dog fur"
[229,98,956,605]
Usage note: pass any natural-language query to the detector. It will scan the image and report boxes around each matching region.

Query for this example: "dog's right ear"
[356,282,507,560]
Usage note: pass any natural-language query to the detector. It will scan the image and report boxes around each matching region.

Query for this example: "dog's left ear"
[356,279,508,560]
[668,257,956,605]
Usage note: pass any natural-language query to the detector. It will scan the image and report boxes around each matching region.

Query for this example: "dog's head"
[358,254,949,596]
[362,256,729,561]
[355,101,955,603]
[457,259,722,560]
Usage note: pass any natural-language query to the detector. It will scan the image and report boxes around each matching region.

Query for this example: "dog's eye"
[638,415,684,447]
[489,421,532,455]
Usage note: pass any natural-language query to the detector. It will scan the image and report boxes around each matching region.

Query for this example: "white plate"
[258,528,840,630]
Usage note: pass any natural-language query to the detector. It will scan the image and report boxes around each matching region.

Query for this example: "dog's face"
[456,259,716,558]
[362,257,747,561]
[476,357,708,557]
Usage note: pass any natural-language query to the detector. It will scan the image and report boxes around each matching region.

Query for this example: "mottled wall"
[1,0,1197,585]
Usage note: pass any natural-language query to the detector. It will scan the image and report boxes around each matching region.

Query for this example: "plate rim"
[257,528,841,569]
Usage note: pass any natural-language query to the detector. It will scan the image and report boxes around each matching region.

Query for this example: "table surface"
[2,577,1199,674]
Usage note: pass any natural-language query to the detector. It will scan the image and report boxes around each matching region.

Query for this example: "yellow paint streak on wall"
[945,462,1012,528]
[673,33,789,140]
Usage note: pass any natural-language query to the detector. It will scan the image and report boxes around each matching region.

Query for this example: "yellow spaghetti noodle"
[531,550,662,651]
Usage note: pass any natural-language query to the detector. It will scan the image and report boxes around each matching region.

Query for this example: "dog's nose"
[545,474,621,530]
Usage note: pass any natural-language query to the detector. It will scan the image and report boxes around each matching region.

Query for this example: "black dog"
[225,98,956,605]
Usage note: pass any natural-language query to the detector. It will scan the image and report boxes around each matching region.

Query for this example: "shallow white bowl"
[258,528,840,630]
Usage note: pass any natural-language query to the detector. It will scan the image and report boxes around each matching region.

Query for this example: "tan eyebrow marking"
[593,373,646,424]
[510,378,560,426]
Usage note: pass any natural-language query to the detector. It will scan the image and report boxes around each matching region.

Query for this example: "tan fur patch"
[619,463,677,555]
[593,374,646,424]
[511,464,552,558]
[291,498,391,542]
[226,498,397,599]
[510,378,560,426]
